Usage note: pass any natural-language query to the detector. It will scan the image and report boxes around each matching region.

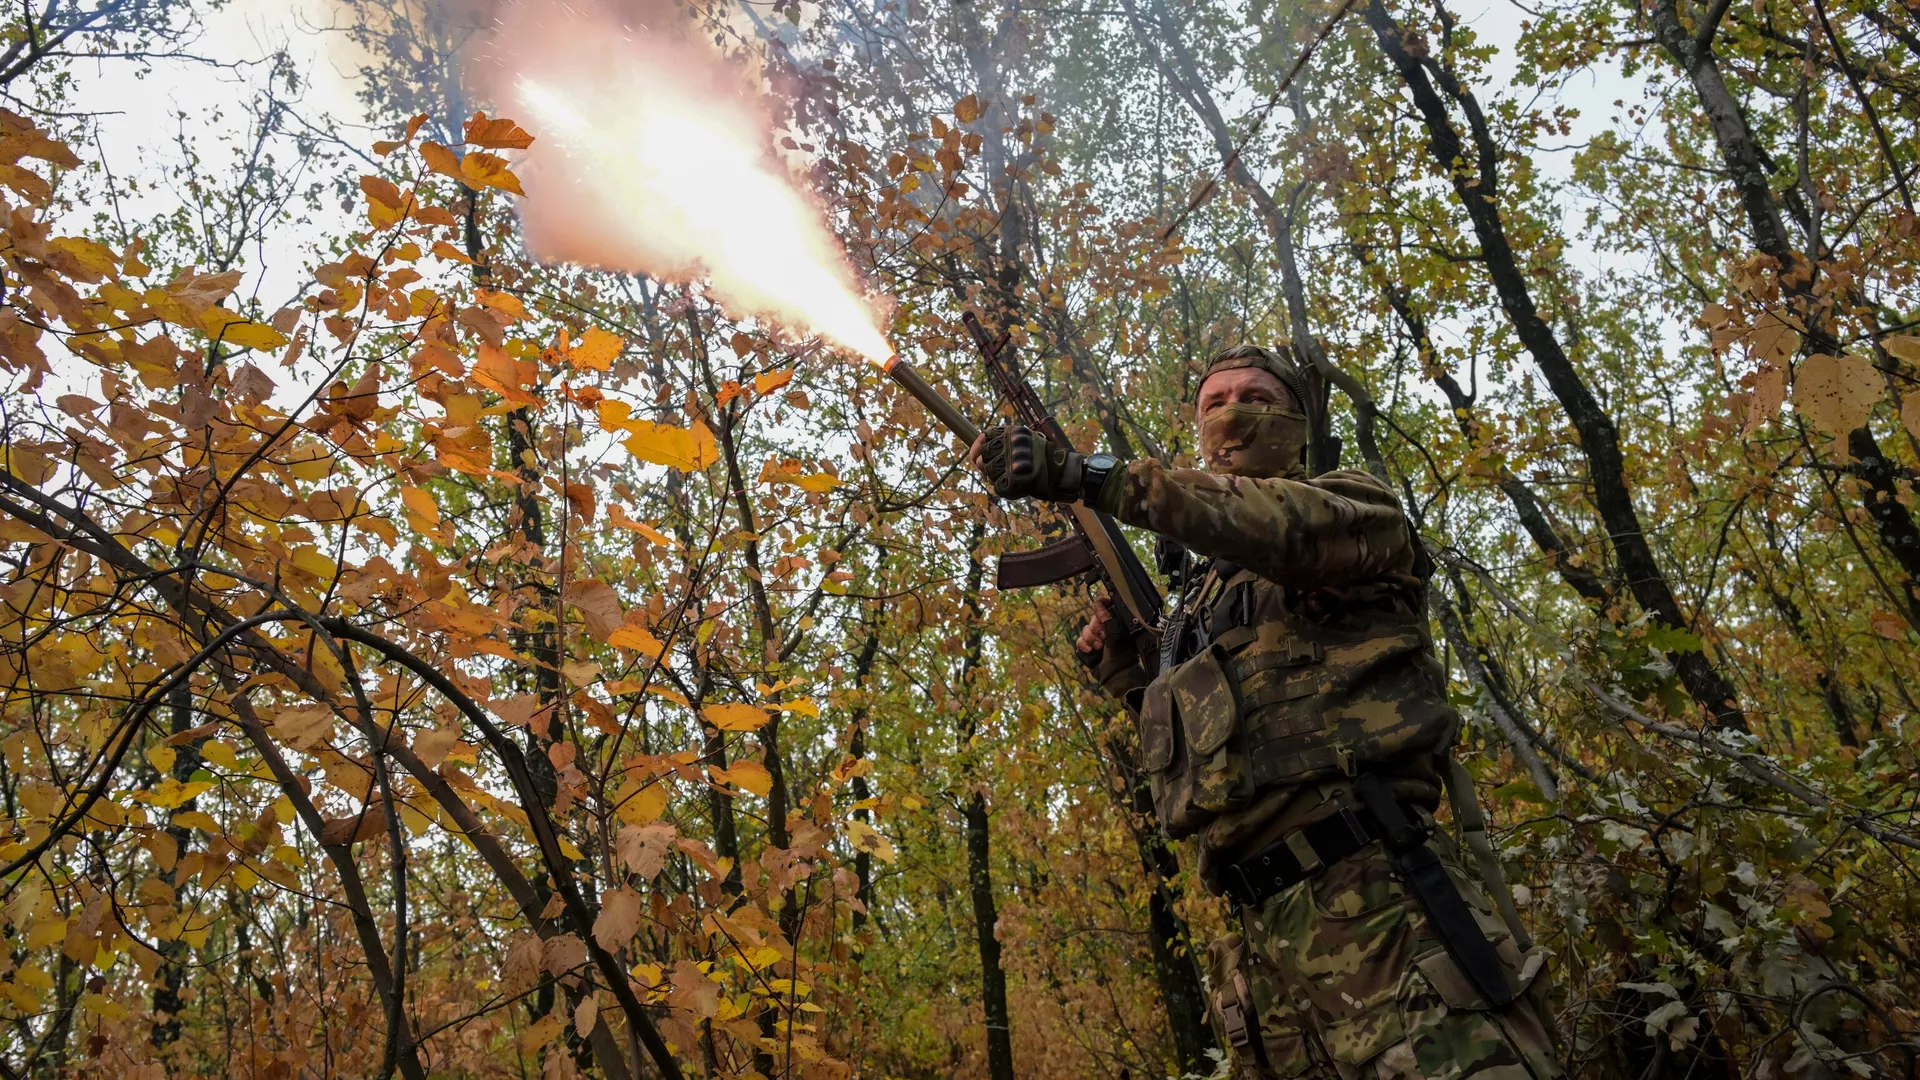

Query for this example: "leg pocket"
[1250,847,1415,1070]
[1208,933,1336,1079]
[1382,945,1560,1079]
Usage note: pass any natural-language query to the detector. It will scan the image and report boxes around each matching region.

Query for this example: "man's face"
[1196,366,1292,423]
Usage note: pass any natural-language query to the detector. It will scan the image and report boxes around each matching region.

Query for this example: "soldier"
[972,345,1561,1079]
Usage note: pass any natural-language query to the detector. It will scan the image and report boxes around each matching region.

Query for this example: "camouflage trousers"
[1205,837,1561,1080]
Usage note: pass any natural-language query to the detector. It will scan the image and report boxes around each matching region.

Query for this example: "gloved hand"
[971,423,1084,502]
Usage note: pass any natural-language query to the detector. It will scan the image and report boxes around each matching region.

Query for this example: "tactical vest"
[1137,563,1459,840]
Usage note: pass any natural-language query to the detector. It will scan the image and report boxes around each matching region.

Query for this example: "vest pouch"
[1138,679,1176,773]
[1172,642,1247,814]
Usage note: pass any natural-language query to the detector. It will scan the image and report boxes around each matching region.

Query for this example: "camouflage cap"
[1198,345,1311,412]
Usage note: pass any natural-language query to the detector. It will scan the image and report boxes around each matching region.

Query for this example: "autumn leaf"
[622,419,719,471]
[571,326,624,371]
[1793,353,1880,442]
[754,368,794,395]
[608,624,668,659]
[400,486,440,532]
[419,140,462,181]
[616,821,675,876]
[573,996,598,1038]
[847,819,897,864]
[567,578,625,639]
[460,150,524,195]
[412,722,461,768]
[703,703,769,732]
[717,760,772,797]
[463,111,535,149]
[954,93,983,124]
[592,887,642,951]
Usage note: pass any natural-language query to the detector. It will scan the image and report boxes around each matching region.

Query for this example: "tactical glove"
[976,423,1122,505]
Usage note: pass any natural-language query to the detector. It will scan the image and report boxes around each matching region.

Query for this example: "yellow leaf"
[50,236,119,279]
[617,783,668,826]
[1882,335,1920,364]
[703,703,769,732]
[26,917,66,949]
[218,321,288,351]
[777,698,819,718]
[720,760,771,797]
[846,819,896,863]
[622,419,719,471]
[200,740,239,771]
[597,399,634,430]
[461,150,525,195]
[401,486,440,529]
[520,1012,566,1051]
[608,625,668,658]
[572,327,624,371]
[754,369,794,395]
[558,835,584,860]
[170,810,219,833]
[1793,353,1881,440]
[795,472,841,493]
[420,140,462,180]
[145,743,176,773]
[431,239,473,264]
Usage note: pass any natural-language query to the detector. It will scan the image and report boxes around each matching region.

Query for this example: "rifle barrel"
[883,356,980,445]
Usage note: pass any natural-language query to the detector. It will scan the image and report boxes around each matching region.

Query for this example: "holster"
[1353,772,1517,1008]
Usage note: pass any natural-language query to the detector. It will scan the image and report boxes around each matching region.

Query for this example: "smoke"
[468,0,894,365]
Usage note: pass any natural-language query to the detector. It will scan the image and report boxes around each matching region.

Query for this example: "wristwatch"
[1079,452,1119,504]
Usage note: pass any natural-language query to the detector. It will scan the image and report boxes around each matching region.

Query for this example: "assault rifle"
[877,311,1165,672]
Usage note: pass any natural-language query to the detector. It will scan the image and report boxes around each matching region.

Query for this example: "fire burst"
[474,0,895,367]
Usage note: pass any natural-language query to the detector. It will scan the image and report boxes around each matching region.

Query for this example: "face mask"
[1199,402,1309,478]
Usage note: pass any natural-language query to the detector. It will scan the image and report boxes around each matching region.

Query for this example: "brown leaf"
[568,578,625,640]
[616,822,676,878]
[592,887,641,952]
[320,804,388,846]
[502,935,544,993]
[542,932,587,976]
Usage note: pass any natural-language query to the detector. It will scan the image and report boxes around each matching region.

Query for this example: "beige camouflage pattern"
[1108,463,1420,589]
[1208,836,1561,1080]
[1079,457,1560,1078]
[1200,402,1313,478]
[1121,467,1459,851]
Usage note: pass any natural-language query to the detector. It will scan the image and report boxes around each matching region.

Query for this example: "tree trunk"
[963,790,1016,1080]
[1364,0,1748,731]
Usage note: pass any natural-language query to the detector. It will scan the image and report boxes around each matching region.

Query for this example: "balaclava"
[1195,345,1313,479]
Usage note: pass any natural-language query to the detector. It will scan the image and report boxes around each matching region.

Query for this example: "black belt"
[1221,804,1376,910]
[1222,774,1519,1009]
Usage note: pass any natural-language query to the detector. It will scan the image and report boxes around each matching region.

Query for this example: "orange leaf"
[754,369,794,395]
[464,112,536,149]
[461,150,524,195]
[571,327,624,371]
[420,140,462,181]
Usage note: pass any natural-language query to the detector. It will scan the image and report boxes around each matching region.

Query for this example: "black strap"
[1222,806,1373,909]
[1353,773,1516,1008]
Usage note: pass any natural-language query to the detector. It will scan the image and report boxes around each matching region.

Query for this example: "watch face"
[1086,453,1118,470]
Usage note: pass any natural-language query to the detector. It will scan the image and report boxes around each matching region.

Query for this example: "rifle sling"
[1353,772,1518,1009]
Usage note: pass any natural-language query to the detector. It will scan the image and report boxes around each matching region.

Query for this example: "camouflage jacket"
[1092,461,1458,886]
